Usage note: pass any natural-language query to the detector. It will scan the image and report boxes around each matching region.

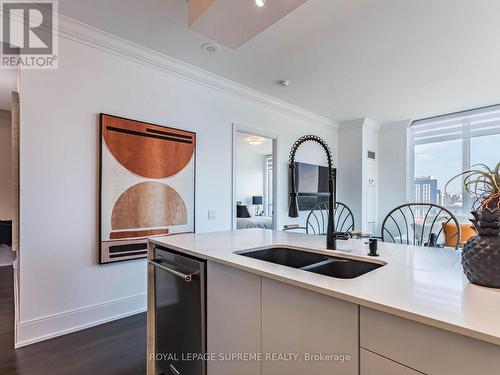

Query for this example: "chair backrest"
[381,203,461,249]
[306,201,355,235]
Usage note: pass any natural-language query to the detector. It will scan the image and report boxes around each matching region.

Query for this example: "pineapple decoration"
[446,162,500,288]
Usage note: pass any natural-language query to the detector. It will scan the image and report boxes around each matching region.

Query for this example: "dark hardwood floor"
[0,266,147,375]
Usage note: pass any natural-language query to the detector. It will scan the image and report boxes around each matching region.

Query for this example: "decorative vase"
[462,209,500,288]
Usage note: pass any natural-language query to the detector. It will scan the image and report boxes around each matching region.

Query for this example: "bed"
[236,216,273,230]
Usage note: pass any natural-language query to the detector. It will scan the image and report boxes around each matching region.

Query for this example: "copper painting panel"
[100,114,196,263]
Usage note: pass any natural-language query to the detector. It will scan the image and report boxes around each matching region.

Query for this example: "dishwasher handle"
[148,260,194,282]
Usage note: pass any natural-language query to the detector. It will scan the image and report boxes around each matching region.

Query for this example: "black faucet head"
[288,193,299,218]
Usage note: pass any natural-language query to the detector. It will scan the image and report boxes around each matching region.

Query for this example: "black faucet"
[288,135,347,250]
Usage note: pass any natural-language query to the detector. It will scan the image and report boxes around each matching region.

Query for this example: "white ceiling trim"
[56,14,338,129]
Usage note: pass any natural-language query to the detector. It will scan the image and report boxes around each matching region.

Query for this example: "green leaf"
[445,162,500,201]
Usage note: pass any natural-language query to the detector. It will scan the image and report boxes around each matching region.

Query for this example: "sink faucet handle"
[333,231,350,241]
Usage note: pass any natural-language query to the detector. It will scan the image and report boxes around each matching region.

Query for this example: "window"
[414,184,420,202]
[423,184,431,203]
[410,105,500,220]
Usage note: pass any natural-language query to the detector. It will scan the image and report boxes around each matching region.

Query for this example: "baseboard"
[15,292,147,348]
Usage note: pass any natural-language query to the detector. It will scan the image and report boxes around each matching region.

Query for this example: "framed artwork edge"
[98,113,197,264]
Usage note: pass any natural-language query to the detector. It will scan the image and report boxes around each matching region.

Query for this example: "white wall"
[0,110,12,220]
[337,120,364,231]
[377,120,411,232]
[337,118,381,234]
[361,118,379,234]
[17,33,338,346]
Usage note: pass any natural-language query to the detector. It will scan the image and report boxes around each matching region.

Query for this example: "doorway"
[0,72,17,266]
[232,124,278,231]
[0,107,14,266]
[0,68,20,349]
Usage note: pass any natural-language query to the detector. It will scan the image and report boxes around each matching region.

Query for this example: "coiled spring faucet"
[288,135,347,250]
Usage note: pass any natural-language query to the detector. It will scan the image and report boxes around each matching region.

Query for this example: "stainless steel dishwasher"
[150,245,206,375]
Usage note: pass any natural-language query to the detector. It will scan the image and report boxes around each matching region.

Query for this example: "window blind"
[410,104,500,145]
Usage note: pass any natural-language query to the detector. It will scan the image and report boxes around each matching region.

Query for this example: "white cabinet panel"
[361,349,421,375]
[360,307,500,375]
[207,261,261,375]
[261,278,359,375]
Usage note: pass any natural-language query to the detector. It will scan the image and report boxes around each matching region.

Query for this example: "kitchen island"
[147,229,500,375]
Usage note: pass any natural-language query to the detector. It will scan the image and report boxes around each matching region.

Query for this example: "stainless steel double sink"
[238,247,384,279]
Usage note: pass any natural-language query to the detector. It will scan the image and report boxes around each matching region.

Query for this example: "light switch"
[208,210,216,221]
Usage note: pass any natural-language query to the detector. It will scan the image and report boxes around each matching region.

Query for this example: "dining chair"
[380,203,461,249]
[283,201,355,235]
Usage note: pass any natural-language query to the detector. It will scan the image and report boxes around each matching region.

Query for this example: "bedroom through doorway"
[233,128,276,231]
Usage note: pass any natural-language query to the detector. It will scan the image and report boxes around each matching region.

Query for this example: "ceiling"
[58,0,500,123]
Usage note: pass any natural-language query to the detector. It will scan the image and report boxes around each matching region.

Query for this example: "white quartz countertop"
[149,229,500,346]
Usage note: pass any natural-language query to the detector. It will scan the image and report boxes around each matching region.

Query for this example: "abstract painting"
[99,114,196,263]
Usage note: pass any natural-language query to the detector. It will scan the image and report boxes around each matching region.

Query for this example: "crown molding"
[338,118,365,131]
[339,117,381,132]
[56,14,338,129]
[379,119,412,132]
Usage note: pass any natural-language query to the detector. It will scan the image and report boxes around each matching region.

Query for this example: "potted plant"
[446,162,500,288]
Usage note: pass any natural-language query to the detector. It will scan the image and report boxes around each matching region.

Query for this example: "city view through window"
[411,106,500,222]
[414,140,465,219]
[414,136,500,221]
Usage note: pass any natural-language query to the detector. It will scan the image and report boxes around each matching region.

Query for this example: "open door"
[232,124,278,231]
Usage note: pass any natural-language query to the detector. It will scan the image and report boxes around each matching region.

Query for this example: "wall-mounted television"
[293,162,329,211]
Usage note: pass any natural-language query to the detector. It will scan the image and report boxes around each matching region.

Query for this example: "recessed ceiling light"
[277,80,290,88]
[255,0,266,7]
[201,42,221,54]
[246,136,265,145]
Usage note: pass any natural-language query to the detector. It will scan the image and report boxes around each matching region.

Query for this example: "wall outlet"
[208,210,216,221]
